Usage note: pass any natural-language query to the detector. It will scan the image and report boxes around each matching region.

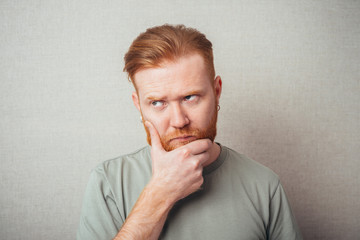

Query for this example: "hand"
[145,121,212,204]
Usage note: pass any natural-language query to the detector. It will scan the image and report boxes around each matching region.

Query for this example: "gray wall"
[1,1,359,239]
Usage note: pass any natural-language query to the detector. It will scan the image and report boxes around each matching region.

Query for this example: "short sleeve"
[77,168,124,240]
[267,182,303,240]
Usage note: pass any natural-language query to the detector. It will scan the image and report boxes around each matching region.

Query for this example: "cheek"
[143,112,168,135]
[191,106,216,128]
[203,99,217,116]
[153,119,167,134]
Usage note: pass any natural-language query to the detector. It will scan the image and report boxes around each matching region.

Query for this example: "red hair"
[123,24,215,87]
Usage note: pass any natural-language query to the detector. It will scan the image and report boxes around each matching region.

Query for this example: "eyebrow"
[185,90,203,96]
[144,94,165,101]
[143,89,204,102]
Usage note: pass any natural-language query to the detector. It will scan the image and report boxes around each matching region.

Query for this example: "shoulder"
[91,146,152,183]
[221,145,280,188]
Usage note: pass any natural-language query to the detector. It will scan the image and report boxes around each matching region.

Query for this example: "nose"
[169,103,189,129]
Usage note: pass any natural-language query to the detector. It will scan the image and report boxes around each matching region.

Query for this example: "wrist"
[146,178,178,208]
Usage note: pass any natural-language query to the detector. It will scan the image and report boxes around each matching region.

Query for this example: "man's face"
[132,54,222,151]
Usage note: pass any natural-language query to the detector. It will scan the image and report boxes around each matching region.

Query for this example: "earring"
[217,105,220,111]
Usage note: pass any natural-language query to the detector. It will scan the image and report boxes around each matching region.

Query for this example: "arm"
[268,182,303,240]
[77,168,123,240]
[113,181,172,239]
[113,121,211,240]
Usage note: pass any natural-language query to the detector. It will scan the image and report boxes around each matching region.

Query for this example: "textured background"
[1,0,359,239]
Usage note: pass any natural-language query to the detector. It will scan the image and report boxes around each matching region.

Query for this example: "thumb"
[145,121,164,152]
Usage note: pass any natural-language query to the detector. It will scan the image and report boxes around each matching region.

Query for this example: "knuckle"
[194,177,204,189]
[197,153,209,165]
[191,160,200,169]
[181,148,191,157]
[196,170,203,179]
[199,176,204,185]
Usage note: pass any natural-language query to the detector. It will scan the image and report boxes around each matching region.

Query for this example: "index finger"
[145,121,164,152]
[179,138,212,155]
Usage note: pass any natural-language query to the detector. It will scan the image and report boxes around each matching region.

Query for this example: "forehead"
[134,54,212,99]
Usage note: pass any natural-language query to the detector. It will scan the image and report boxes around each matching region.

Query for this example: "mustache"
[161,127,202,143]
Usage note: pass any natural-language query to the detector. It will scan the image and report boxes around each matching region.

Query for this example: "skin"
[113,53,222,240]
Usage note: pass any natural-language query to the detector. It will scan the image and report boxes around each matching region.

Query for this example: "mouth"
[170,135,196,143]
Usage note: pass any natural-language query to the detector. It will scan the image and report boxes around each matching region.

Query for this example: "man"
[77,24,302,240]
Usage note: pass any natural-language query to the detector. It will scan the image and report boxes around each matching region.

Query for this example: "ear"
[132,91,141,112]
[214,76,222,105]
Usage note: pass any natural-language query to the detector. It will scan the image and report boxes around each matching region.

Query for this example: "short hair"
[123,24,215,88]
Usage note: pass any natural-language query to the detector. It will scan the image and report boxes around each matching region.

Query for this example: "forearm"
[113,181,175,240]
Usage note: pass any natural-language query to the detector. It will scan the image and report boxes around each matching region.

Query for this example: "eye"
[151,100,164,107]
[184,95,197,102]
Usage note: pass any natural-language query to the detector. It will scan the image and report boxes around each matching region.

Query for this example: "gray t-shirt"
[77,144,302,240]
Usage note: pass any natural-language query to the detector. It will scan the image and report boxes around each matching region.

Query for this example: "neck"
[203,141,221,167]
